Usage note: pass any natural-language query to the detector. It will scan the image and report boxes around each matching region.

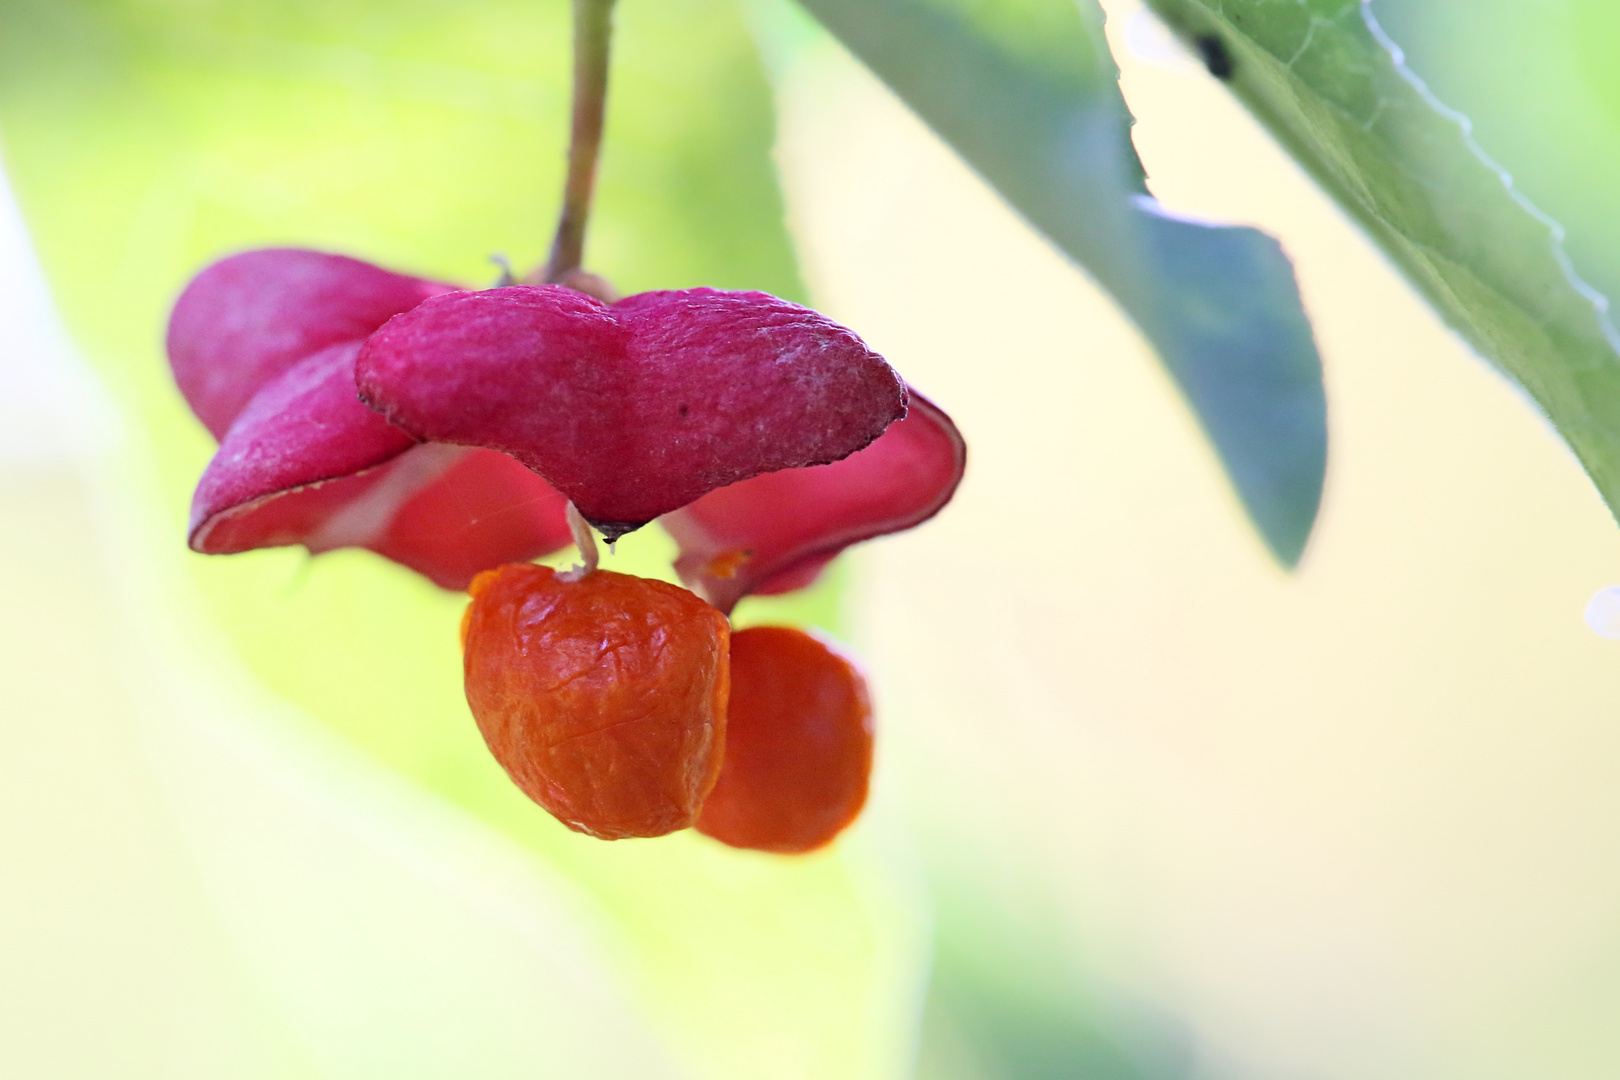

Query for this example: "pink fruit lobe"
[355,285,908,539]
[663,390,966,613]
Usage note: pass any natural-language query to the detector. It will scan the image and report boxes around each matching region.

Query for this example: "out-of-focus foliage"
[1371,0,1620,310]
[0,2,920,1077]
[1144,0,1620,534]
[916,867,1188,1080]
[790,0,1327,567]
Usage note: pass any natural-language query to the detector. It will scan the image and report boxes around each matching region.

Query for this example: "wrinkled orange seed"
[461,564,730,839]
[697,626,874,854]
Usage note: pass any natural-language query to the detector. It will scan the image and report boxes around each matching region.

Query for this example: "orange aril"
[704,547,752,580]
[697,626,873,853]
[462,564,729,839]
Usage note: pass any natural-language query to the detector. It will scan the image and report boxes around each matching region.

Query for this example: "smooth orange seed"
[462,564,730,839]
[696,625,873,854]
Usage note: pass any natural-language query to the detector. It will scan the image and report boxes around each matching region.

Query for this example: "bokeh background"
[6,1,1620,1078]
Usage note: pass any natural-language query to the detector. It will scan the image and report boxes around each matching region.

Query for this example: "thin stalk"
[557,502,600,581]
[542,0,616,283]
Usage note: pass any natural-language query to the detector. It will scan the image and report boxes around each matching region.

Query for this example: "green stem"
[543,0,616,283]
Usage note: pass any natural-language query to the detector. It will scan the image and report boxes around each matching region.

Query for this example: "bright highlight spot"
[1584,586,1620,638]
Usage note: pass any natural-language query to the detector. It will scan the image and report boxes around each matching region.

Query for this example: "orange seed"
[462,564,730,839]
[697,625,873,853]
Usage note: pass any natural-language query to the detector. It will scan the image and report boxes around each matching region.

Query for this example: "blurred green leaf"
[1143,0,1620,537]
[1368,1,1620,322]
[789,0,1327,566]
[915,869,1189,1080]
[0,2,920,1077]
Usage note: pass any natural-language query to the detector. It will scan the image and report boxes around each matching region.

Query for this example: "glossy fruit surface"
[697,626,873,853]
[462,564,729,839]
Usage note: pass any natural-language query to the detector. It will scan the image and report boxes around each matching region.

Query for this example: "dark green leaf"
[789,0,1328,565]
[1144,0,1620,537]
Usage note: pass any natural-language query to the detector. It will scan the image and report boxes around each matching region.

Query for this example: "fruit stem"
[541,0,616,284]
[558,502,601,581]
